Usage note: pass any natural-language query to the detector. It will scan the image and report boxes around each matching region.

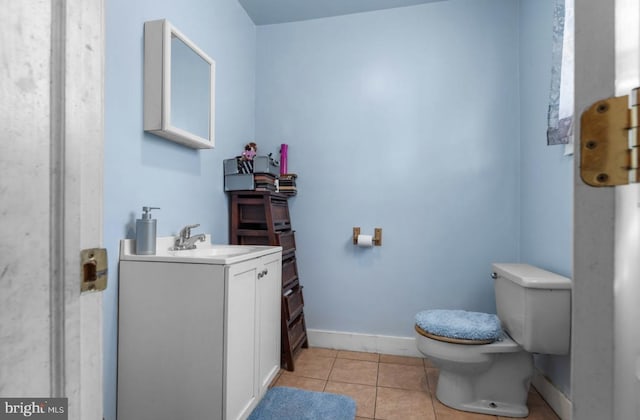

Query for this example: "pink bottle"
[280,144,288,175]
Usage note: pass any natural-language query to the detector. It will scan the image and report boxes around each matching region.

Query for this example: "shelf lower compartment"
[282,256,299,289]
[282,312,308,371]
[283,283,304,323]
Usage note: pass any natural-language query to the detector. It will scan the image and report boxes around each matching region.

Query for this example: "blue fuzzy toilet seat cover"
[415,309,502,343]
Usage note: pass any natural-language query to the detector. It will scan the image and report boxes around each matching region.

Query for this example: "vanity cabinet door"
[224,251,282,420]
[117,262,225,420]
[257,254,282,393]
[225,262,257,420]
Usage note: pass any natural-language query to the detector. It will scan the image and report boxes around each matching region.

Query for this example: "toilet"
[415,263,571,418]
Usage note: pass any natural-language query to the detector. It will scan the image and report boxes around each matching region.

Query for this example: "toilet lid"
[415,324,494,345]
[414,309,502,344]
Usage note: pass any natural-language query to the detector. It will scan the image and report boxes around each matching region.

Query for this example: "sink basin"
[168,246,256,258]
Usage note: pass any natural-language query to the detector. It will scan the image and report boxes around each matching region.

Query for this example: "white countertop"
[120,235,281,265]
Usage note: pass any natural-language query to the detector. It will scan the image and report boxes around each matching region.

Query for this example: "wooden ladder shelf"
[229,191,308,370]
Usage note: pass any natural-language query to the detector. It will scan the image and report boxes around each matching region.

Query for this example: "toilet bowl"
[416,325,533,417]
[415,264,571,418]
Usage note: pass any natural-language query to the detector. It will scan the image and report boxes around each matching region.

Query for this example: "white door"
[613,1,640,418]
[574,1,640,419]
[0,1,104,419]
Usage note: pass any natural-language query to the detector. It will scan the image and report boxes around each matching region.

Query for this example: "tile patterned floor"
[272,347,560,420]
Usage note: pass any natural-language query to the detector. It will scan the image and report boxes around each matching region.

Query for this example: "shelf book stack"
[254,173,277,192]
[278,173,297,196]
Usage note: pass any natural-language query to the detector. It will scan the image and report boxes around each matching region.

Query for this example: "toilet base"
[437,396,529,418]
[435,350,533,418]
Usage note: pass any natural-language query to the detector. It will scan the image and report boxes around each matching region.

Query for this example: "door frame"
[54,0,105,417]
[573,0,615,419]
[58,0,105,417]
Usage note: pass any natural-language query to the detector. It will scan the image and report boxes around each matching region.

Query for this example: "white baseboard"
[532,370,572,420]
[308,328,572,420]
[306,328,422,357]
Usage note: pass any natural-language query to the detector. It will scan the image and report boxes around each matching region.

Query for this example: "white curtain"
[547,0,574,151]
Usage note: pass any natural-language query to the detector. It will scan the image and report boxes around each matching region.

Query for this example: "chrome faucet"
[174,224,206,250]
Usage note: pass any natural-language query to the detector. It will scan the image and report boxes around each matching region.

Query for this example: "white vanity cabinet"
[117,242,281,420]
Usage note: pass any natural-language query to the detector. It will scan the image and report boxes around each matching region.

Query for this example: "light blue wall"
[519,0,572,279]
[255,0,521,337]
[104,0,255,418]
[518,0,573,396]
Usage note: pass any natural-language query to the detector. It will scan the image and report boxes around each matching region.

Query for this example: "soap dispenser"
[136,206,160,255]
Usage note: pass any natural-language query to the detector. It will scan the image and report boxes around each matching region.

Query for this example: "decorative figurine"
[242,142,257,160]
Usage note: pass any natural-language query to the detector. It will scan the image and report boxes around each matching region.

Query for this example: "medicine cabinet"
[144,19,216,149]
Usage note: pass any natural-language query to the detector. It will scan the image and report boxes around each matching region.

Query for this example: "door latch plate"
[80,248,108,292]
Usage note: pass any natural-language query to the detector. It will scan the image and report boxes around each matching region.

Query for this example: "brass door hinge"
[580,87,639,186]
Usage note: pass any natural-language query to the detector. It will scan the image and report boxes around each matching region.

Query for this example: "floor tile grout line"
[373,360,380,420]
[375,384,431,392]
[325,378,378,386]
[429,383,438,420]
[423,362,439,420]
[326,353,337,386]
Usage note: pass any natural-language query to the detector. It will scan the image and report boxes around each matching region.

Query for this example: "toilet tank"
[492,263,571,355]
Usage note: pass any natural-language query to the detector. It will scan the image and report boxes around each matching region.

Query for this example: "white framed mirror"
[144,19,215,149]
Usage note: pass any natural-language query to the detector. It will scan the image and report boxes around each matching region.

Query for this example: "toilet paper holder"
[353,227,382,246]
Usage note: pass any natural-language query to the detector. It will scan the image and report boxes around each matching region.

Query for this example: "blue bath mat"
[248,386,356,420]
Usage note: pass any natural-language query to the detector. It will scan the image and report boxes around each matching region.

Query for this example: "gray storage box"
[224,173,254,191]
[252,156,280,175]
[224,158,240,175]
